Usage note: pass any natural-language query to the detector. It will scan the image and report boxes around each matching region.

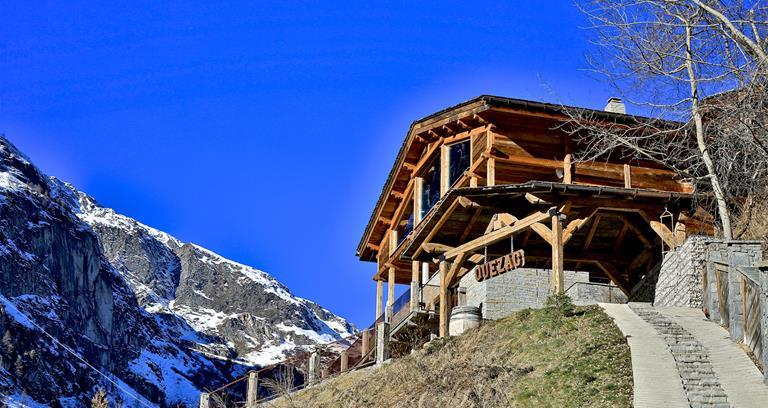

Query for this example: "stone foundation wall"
[459,268,624,320]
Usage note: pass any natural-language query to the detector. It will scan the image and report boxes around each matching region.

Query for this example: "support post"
[375,279,383,320]
[375,320,390,365]
[361,328,370,356]
[411,261,420,312]
[486,130,496,186]
[551,210,564,294]
[246,371,258,406]
[414,177,424,224]
[439,258,450,337]
[340,350,349,372]
[623,164,632,188]
[308,351,320,385]
[421,262,430,283]
[440,145,450,196]
[563,154,572,184]
[386,266,395,322]
[199,393,211,408]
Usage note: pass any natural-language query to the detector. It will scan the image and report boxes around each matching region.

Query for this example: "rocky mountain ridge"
[0,136,354,407]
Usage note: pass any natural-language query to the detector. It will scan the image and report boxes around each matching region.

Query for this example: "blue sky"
[1,1,618,327]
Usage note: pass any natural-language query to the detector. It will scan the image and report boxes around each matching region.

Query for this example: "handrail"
[564,280,616,294]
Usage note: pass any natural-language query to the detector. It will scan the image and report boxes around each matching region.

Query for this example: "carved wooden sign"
[475,250,525,282]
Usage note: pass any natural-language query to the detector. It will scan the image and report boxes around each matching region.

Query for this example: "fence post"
[340,350,349,372]
[199,393,211,408]
[376,321,390,366]
[361,329,370,356]
[308,351,320,385]
[246,371,259,406]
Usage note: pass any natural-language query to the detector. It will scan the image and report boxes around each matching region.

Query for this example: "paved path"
[600,303,690,408]
[657,307,768,408]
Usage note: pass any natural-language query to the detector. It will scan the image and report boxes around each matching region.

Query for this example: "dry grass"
[269,297,632,408]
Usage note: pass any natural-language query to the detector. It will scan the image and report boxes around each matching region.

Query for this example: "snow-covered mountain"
[0,135,355,407]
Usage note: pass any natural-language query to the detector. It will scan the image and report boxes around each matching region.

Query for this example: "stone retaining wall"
[459,268,625,320]
[654,237,762,309]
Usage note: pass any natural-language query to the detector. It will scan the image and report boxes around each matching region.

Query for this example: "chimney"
[604,97,626,114]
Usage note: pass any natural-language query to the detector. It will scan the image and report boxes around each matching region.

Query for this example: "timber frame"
[356,94,709,338]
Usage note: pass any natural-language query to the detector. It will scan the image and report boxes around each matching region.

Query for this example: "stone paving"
[600,303,689,408]
[629,303,730,408]
[657,307,768,408]
[602,302,768,408]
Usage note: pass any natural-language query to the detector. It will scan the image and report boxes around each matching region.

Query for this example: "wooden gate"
[742,276,763,361]
[715,264,729,328]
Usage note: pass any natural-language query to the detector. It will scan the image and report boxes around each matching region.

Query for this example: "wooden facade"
[356,95,709,338]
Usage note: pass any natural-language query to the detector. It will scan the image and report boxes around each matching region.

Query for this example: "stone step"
[627,304,731,408]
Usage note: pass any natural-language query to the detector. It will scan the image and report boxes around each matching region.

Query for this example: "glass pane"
[398,212,414,246]
[449,140,470,186]
[421,158,441,219]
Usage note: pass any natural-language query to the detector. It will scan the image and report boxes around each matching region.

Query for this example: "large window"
[421,158,441,220]
[448,140,471,186]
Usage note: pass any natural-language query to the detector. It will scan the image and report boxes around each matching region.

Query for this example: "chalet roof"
[355,95,683,261]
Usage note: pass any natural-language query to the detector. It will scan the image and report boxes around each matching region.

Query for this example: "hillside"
[0,135,354,407]
[272,297,632,408]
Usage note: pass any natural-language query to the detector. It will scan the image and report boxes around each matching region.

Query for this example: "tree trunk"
[684,22,734,240]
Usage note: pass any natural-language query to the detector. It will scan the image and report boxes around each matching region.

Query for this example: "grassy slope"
[271,297,632,408]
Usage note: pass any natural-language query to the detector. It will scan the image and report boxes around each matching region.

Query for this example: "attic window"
[421,157,441,219]
[448,140,470,186]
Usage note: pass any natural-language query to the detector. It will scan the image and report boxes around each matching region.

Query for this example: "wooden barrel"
[449,305,481,336]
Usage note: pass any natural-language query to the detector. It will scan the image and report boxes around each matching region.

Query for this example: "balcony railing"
[390,287,411,328]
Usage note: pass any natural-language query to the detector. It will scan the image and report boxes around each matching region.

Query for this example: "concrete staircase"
[601,303,768,408]
[628,303,730,408]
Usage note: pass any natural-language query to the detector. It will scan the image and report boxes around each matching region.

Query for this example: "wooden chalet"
[356,95,708,341]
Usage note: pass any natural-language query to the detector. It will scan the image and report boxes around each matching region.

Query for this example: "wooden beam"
[375,279,383,320]
[551,212,564,294]
[413,199,462,258]
[595,261,630,296]
[443,207,557,260]
[613,221,630,255]
[618,214,653,248]
[582,215,602,253]
[498,213,518,226]
[525,193,551,205]
[446,252,468,289]
[649,220,676,249]
[628,248,652,272]
[486,157,496,186]
[674,221,687,246]
[530,222,553,246]
[421,242,454,254]
[562,208,599,244]
[486,131,495,186]
[460,207,483,242]
[457,196,481,209]
[439,260,449,337]
[413,177,424,225]
[387,266,396,308]
[440,145,450,196]
[623,164,632,188]
[563,154,573,184]
[472,114,487,124]
[468,253,485,264]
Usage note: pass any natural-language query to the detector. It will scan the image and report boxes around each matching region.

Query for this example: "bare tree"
[569,0,768,239]
[263,366,299,407]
